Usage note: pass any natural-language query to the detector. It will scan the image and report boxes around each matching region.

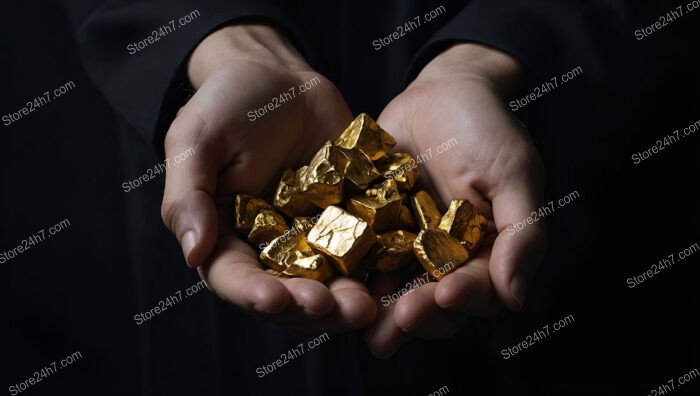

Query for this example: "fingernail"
[509,273,528,311]
[181,230,197,266]
[372,346,399,359]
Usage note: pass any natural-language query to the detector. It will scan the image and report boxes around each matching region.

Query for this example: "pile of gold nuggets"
[234,114,487,283]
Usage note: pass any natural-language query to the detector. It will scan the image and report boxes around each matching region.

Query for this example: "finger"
[364,302,413,359]
[434,254,502,317]
[393,282,466,339]
[197,235,292,314]
[490,182,547,311]
[161,101,220,267]
[273,278,378,334]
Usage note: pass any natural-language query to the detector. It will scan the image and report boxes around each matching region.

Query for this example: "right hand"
[161,24,377,333]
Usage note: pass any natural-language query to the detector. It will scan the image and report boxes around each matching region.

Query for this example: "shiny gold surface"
[306,205,376,275]
[292,216,319,233]
[299,142,344,208]
[346,193,402,233]
[335,113,396,161]
[376,152,420,191]
[365,178,400,200]
[413,228,469,280]
[234,194,274,235]
[409,191,442,229]
[438,199,488,254]
[247,210,288,248]
[281,254,333,282]
[336,147,381,189]
[273,168,318,218]
[367,230,417,272]
[260,231,314,272]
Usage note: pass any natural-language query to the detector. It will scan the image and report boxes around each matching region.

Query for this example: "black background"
[1,1,698,395]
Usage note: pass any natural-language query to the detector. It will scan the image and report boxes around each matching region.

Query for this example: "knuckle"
[160,198,178,232]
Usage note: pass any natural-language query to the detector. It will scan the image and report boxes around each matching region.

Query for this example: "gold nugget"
[273,168,318,217]
[248,210,288,248]
[260,231,314,272]
[346,193,402,233]
[336,147,381,189]
[438,199,488,254]
[234,194,274,235]
[335,113,396,161]
[413,228,469,280]
[410,191,442,229]
[376,153,420,191]
[299,142,344,208]
[306,205,376,275]
[367,230,417,272]
[281,254,333,282]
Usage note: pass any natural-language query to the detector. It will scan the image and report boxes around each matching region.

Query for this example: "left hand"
[364,43,547,357]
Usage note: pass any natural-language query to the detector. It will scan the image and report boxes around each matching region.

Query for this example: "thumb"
[161,104,219,267]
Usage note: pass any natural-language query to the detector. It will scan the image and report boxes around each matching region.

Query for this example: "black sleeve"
[63,0,309,155]
[407,0,634,85]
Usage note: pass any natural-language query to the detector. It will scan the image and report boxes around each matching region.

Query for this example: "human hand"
[161,24,376,333]
[364,43,547,357]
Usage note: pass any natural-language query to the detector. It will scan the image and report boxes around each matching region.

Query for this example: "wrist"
[187,24,309,88]
[414,42,522,96]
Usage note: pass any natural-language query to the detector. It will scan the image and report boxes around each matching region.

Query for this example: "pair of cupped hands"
[160,24,546,358]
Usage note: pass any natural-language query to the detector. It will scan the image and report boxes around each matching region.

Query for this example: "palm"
[170,60,375,334]
[365,78,545,356]
[190,61,353,197]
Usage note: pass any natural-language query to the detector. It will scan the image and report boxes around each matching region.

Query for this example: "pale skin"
[160,24,546,353]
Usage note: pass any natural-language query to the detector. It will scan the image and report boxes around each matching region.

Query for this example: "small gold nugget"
[346,194,402,233]
[410,191,442,229]
[262,231,334,282]
[281,254,333,282]
[260,231,314,272]
[234,194,274,235]
[299,142,344,208]
[248,210,288,248]
[367,230,417,272]
[413,228,469,280]
[376,153,420,191]
[335,113,396,161]
[306,205,376,275]
[336,147,381,189]
[438,199,488,254]
[273,168,318,217]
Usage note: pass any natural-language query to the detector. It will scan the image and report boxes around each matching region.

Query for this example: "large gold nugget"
[273,168,318,217]
[281,254,333,282]
[335,113,396,161]
[438,199,488,254]
[260,232,314,272]
[368,230,417,272]
[336,147,381,189]
[248,210,288,248]
[413,229,469,280]
[376,153,420,191]
[299,142,344,209]
[346,194,402,233]
[234,194,274,235]
[410,191,442,229]
[306,205,376,275]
